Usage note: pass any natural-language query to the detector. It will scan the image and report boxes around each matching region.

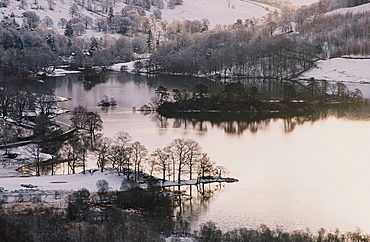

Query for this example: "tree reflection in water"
[170,182,226,234]
[147,104,370,135]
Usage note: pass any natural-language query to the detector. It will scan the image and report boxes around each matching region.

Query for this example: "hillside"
[326,2,370,15]
[160,0,278,28]
[0,0,276,37]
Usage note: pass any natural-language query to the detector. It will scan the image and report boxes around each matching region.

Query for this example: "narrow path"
[239,0,275,12]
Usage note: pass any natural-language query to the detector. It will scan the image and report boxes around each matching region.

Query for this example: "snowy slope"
[326,2,370,15]
[300,58,370,83]
[290,0,319,6]
[160,0,278,28]
[0,0,276,36]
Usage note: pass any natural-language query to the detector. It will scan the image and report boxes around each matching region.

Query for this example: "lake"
[50,72,370,233]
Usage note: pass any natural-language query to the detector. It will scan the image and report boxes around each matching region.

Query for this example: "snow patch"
[300,58,370,83]
[0,168,128,193]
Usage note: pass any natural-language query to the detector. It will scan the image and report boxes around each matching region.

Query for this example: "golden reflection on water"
[191,116,370,233]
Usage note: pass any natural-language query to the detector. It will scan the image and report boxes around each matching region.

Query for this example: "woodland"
[0,0,368,78]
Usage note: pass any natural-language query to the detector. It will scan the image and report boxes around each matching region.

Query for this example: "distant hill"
[326,2,370,15]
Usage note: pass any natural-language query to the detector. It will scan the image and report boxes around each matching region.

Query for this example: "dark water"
[47,72,370,233]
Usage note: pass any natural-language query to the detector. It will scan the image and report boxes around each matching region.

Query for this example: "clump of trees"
[293,0,370,58]
[0,82,63,169]
[151,23,319,78]
[152,79,363,115]
[296,12,370,57]
[0,9,138,76]
[54,105,226,182]
[195,221,370,242]
[0,185,172,241]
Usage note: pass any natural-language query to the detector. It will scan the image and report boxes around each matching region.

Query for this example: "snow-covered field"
[290,0,319,6]
[327,2,370,15]
[0,168,127,193]
[160,0,277,28]
[299,58,370,83]
[0,0,275,37]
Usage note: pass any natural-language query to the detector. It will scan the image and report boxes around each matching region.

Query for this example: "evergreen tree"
[147,29,153,53]
[46,33,56,52]
[67,38,72,50]
[64,22,74,37]
[108,6,114,24]
[89,36,99,55]
[14,34,24,50]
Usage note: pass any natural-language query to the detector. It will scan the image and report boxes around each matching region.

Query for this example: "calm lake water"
[50,72,370,233]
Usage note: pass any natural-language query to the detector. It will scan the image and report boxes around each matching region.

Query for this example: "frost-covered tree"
[58,18,68,28]
[151,0,164,9]
[19,0,28,9]
[94,17,108,33]
[152,9,162,20]
[0,0,9,8]
[43,16,54,27]
[81,15,93,29]
[47,0,56,10]
[72,22,86,35]
[22,11,40,28]
[69,3,80,17]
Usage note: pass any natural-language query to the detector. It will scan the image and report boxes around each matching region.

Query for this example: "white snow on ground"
[110,60,137,72]
[160,0,277,28]
[326,2,370,15]
[0,168,128,193]
[52,69,81,76]
[290,0,319,6]
[299,58,370,83]
[0,0,274,38]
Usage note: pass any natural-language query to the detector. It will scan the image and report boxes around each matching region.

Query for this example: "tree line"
[195,221,370,242]
[151,18,319,78]
[296,12,370,58]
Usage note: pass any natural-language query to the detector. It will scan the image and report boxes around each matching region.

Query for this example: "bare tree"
[130,141,148,181]
[151,148,170,181]
[86,111,103,137]
[35,94,57,115]
[70,105,88,129]
[0,121,17,155]
[185,139,201,180]
[59,139,80,174]
[166,138,202,182]
[46,0,55,10]
[69,3,80,18]
[28,141,43,176]
[43,16,54,27]
[97,137,112,172]
[197,153,214,178]
[109,131,132,176]
[58,18,68,28]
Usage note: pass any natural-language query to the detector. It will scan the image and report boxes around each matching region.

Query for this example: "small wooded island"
[98,95,117,107]
[143,79,364,117]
